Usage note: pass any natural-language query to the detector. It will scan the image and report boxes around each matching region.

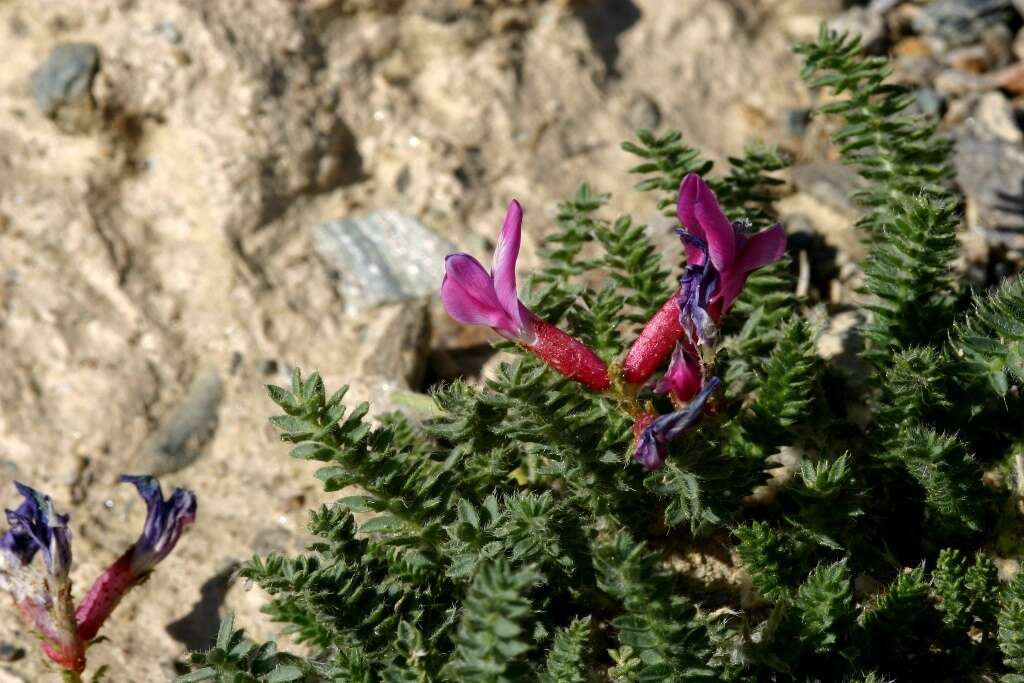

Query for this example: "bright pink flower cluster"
[440,174,786,470]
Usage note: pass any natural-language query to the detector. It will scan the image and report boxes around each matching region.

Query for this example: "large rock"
[913,0,1019,49]
[955,92,1024,251]
[314,212,454,315]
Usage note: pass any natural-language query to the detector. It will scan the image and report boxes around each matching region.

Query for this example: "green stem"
[62,670,83,683]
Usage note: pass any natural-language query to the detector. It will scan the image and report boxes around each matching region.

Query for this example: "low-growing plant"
[183,27,1024,682]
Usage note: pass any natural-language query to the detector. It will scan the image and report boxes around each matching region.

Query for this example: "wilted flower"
[633,377,720,470]
[676,173,786,321]
[653,343,703,404]
[677,232,719,354]
[0,475,196,675]
[1,483,82,671]
[76,475,197,641]
[5,483,72,580]
[441,200,611,390]
[0,497,41,565]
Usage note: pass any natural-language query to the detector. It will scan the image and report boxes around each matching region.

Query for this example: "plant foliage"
[182,26,1024,683]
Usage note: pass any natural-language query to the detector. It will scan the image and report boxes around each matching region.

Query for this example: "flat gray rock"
[135,368,223,476]
[956,101,1024,250]
[913,0,1018,48]
[314,211,455,315]
[29,42,99,116]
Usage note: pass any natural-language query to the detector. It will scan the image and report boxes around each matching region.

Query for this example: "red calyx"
[528,318,611,391]
[621,289,683,384]
[75,551,139,642]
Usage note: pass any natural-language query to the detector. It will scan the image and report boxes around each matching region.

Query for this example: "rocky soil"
[0,0,1020,680]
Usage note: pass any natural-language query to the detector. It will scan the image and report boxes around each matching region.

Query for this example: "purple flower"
[676,174,786,320]
[653,343,703,403]
[4,483,71,579]
[76,475,196,642]
[120,475,197,576]
[634,377,720,470]
[441,200,535,345]
[441,201,612,391]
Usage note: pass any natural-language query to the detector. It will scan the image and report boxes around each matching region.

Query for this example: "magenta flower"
[441,201,611,391]
[676,173,786,321]
[442,201,533,344]
[653,343,703,403]
[624,174,784,385]
[76,475,196,641]
[633,377,721,470]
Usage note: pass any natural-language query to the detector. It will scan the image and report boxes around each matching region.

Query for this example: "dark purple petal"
[711,225,785,317]
[633,429,664,470]
[634,377,720,471]
[121,475,196,576]
[676,231,720,347]
[0,498,40,564]
[5,483,71,578]
[713,271,751,319]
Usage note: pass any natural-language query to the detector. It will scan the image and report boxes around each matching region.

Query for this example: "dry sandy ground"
[0,0,831,679]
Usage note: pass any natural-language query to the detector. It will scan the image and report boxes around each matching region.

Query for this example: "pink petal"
[713,271,750,318]
[691,176,737,273]
[676,174,706,265]
[735,223,787,274]
[441,253,516,334]
[491,200,525,331]
[654,343,702,402]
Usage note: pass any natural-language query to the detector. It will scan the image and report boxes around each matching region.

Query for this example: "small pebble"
[627,93,661,132]
[971,91,1021,143]
[0,643,25,663]
[313,211,455,315]
[257,358,279,375]
[894,37,933,59]
[783,108,812,137]
[29,42,99,116]
[913,88,945,117]
[946,44,992,73]
[913,0,1017,49]
[157,21,182,44]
